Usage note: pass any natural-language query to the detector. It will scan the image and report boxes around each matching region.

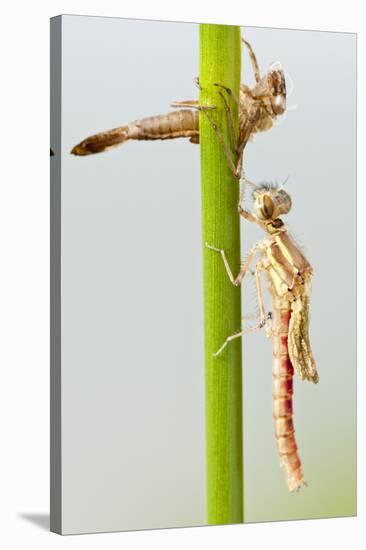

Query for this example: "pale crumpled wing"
[288,276,319,383]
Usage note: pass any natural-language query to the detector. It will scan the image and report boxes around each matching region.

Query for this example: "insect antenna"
[279,174,290,190]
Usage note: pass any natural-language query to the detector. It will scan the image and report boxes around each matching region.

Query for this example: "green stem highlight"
[199,24,243,525]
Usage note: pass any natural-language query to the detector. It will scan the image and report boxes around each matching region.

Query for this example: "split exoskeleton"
[71,39,286,179]
[206,181,319,491]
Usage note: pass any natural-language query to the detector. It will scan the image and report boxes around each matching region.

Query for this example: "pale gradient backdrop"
[59,15,356,533]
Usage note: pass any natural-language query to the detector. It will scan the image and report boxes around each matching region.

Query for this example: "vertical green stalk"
[199,25,243,524]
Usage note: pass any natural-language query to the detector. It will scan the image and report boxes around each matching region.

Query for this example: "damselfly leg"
[205,242,267,356]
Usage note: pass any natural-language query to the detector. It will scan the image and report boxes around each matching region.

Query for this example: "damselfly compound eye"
[274,189,292,216]
[252,184,291,220]
[253,193,275,220]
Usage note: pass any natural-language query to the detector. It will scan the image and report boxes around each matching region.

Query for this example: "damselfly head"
[267,63,286,115]
[252,183,292,221]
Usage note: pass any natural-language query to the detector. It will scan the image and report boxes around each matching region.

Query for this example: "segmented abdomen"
[272,306,306,491]
[129,109,199,141]
[71,109,199,155]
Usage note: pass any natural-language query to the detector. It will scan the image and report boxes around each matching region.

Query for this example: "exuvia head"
[252,183,292,221]
[267,62,286,115]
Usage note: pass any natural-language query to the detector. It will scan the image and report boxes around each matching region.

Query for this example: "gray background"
[60,15,356,533]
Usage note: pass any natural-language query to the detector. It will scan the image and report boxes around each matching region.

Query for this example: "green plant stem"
[199,24,243,525]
